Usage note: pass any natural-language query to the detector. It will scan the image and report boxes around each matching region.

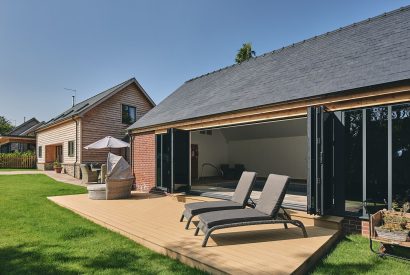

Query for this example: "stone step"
[287,209,343,230]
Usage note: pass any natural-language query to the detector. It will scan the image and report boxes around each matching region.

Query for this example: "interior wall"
[227,136,307,179]
[191,130,228,178]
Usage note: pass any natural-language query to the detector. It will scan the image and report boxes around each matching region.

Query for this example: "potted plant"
[374,203,410,242]
[53,160,62,174]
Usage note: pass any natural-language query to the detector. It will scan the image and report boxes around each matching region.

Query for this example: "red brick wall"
[342,217,362,234]
[361,220,370,237]
[341,217,371,237]
[132,132,155,192]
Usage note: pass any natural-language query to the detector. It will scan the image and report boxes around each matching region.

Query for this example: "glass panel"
[392,104,410,209]
[156,135,162,187]
[173,129,190,192]
[122,105,136,124]
[366,106,388,204]
[161,132,172,191]
[129,107,136,123]
[344,110,363,215]
[68,141,75,156]
[122,105,131,124]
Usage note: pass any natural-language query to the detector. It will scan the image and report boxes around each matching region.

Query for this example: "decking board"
[49,192,340,275]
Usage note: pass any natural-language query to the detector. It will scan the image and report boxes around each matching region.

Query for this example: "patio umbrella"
[84,136,130,150]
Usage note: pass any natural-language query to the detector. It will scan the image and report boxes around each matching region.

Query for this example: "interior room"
[190,117,308,209]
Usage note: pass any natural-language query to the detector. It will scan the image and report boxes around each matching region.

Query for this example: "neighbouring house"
[0,118,44,153]
[36,78,155,178]
[128,6,410,234]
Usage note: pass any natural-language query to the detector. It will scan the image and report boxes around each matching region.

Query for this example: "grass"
[0,174,206,274]
[312,234,409,274]
[0,168,37,171]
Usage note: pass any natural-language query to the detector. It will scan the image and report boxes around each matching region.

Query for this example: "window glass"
[38,146,42,158]
[366,106,388,204]
[122,105,137,124]
[129,106,136,123]
[156,135,162,187]
[344,110,363,215]
[392,104,410,209]
[68,141,75,157]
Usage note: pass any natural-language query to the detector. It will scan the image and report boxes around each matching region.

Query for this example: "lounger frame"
[195,216,308,247]
[180,199,258,229]
[180,171,257,229]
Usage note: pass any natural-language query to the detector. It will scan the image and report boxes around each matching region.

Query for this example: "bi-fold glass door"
[308,103,410,217]
[156,128,190,193]
[307,106,343,215]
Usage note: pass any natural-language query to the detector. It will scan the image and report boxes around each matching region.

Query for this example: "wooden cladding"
[36,120,79,164]
[36,82,154,166]
[131,83,410,134]
[81,83,153,163]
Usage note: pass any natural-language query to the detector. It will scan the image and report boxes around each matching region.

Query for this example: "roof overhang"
[36,115,81,133]
[0,135,36,146]
[130,80,410,135]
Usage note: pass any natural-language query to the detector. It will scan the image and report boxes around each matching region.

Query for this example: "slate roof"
[8,118,40,136]
[130,6,410,130]
[39,78,155,131]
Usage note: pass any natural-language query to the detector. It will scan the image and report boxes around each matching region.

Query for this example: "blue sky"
[1,0,409,125]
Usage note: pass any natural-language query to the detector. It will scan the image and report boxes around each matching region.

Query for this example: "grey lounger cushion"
[198,208,271,229]
[184,201,243,217]
[181,171,257,229]
[195,174,307,246]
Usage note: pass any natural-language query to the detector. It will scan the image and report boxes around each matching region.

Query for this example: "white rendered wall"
[227,136,307,179]
[191,130,228,178]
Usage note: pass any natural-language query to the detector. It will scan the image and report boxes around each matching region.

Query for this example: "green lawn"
[312,234,409,274]
[2,174,408,275]
[0,174,205,274]
[0,168,37,171]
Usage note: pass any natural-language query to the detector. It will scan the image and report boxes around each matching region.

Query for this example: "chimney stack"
[72,95,75,107]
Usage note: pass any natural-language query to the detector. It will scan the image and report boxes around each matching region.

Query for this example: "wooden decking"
[49,192,342,275]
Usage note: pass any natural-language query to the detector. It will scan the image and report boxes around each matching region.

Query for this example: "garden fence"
[0,154,37,169]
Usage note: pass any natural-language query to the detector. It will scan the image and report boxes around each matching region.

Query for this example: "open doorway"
[190,117,308,210]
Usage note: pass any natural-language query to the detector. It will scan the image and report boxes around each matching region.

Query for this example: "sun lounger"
[180,171,257,229]
[195,174,307,247]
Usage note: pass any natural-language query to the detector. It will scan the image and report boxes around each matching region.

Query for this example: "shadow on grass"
[309,234,410,275]
[311,261,376,274]
[84,249,140,271]
[84,248,206,274]
[59,227,96,240]
[0,243,84,274]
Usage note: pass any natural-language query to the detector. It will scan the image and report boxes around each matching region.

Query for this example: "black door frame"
[307,106,336,215]
[156,128,190,193]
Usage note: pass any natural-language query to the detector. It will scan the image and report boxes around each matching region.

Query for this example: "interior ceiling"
[218,118,307,141]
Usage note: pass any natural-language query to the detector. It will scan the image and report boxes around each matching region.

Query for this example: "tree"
[0,116,14,135]
[235,42,256,63]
